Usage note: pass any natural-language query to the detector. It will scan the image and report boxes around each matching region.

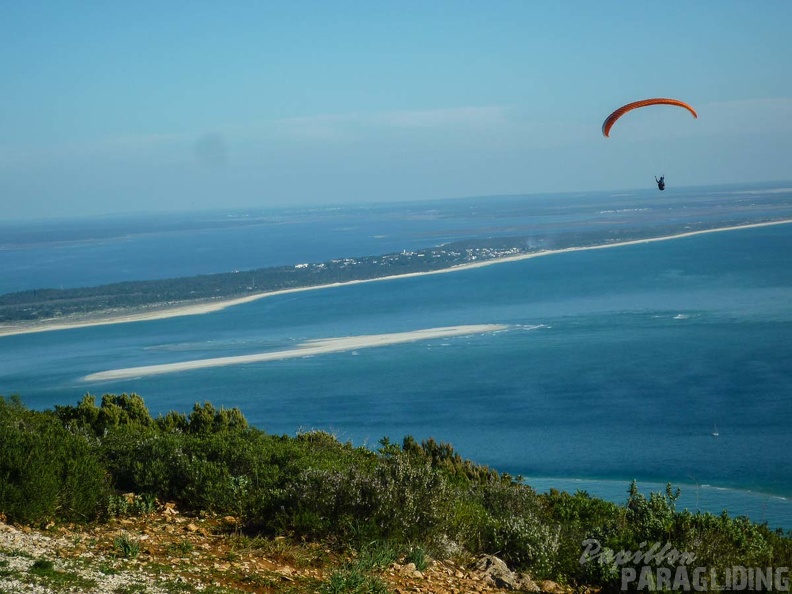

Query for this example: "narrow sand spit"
[3,219,791,338]
[82,324,508,382]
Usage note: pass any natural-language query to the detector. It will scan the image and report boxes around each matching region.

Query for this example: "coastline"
[2,218,791,338]
[525,476,792,530]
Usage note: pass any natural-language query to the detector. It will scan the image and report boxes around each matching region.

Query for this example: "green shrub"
[282,466,379,540]
[356,541,400,572]
[540,489,624,582]
[0,396,109,524]
[155,410,189,433]
[402,436,501,484]
[374,453,450,541]
[320,543,395,594]
[55,393,153,436]
[320,566,390,594]
[106,492,157,519]
[29,557,97,590]
[488,513,560,577]
[167,540,195,557]
[445,497,490,553]
[5,393,792,592]
[404,546,428,571]
[186,402,248,434]
[30,559,54,572]
[0,416,60,523]
[101,429,186,499]
[624,480,680,543]
[113,535,140,559]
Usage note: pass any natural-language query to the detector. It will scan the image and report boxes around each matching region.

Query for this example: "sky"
[2,1,792,220]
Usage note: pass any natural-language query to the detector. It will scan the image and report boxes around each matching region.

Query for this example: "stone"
[538,579,569,594]
[475,554,517,590]
[515,571,541,592]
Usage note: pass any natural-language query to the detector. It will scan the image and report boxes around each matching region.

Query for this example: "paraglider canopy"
[602,98,697,137]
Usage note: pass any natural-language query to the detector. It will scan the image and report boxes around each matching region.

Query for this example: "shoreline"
[2,218,791,338]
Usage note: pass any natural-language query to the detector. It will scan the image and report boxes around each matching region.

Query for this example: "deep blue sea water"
[2,183,792,529]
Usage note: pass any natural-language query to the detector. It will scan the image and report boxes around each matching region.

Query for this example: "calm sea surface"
[2,183,792,529]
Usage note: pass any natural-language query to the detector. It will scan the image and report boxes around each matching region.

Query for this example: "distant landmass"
[1,216,789,330]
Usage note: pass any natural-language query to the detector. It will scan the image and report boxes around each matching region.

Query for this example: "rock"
[516,571,541,592]
[277,567,295,581]
[475,554,517,590]
[538,579,569,594]
[186,523,199,532]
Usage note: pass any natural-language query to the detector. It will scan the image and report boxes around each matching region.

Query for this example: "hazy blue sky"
[2,1,791,219]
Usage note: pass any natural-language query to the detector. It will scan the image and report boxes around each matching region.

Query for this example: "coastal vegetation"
[2,393,791,592]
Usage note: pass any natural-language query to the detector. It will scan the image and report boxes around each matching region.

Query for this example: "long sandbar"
[3,219,791,338]
[82,324,507,382]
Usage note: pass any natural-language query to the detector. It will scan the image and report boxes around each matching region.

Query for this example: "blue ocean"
[2,182,792,529]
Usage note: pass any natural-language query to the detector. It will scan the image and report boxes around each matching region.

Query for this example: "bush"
[185,401,248,434]
[55,393,153,436]
[404,546,428,571]
[0,396,109,524]
[113,535,140,558]
[540,489,624,582]
[489,513,560,577]
[4,393,792,592]
[320,566,390,594]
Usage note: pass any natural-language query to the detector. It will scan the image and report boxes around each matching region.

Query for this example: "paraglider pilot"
[655,175,665,191]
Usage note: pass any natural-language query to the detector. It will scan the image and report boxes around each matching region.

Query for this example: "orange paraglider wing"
[602,98,697,137]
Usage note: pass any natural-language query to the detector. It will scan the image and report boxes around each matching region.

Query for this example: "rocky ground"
[0,505,582,594]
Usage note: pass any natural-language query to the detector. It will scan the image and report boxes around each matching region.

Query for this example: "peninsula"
[1,218,790,337]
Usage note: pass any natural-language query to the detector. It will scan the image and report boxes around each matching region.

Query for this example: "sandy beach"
[3,219,791,338]
[82,324,507,381]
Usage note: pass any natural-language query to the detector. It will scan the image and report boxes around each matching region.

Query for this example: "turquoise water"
[1,184,792,529]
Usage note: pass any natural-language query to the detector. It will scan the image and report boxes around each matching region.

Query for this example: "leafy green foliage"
[0,395,109,524]
[113,535,141,559]
[356,541,401,572]
[28,557,98,590]
[405,546,428,571]
[56,393,153,435]
[320,565,390,594]
[3,393,792,592]
[319,542,397,594]
[30,559,54,572]
[106,492,157,518]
